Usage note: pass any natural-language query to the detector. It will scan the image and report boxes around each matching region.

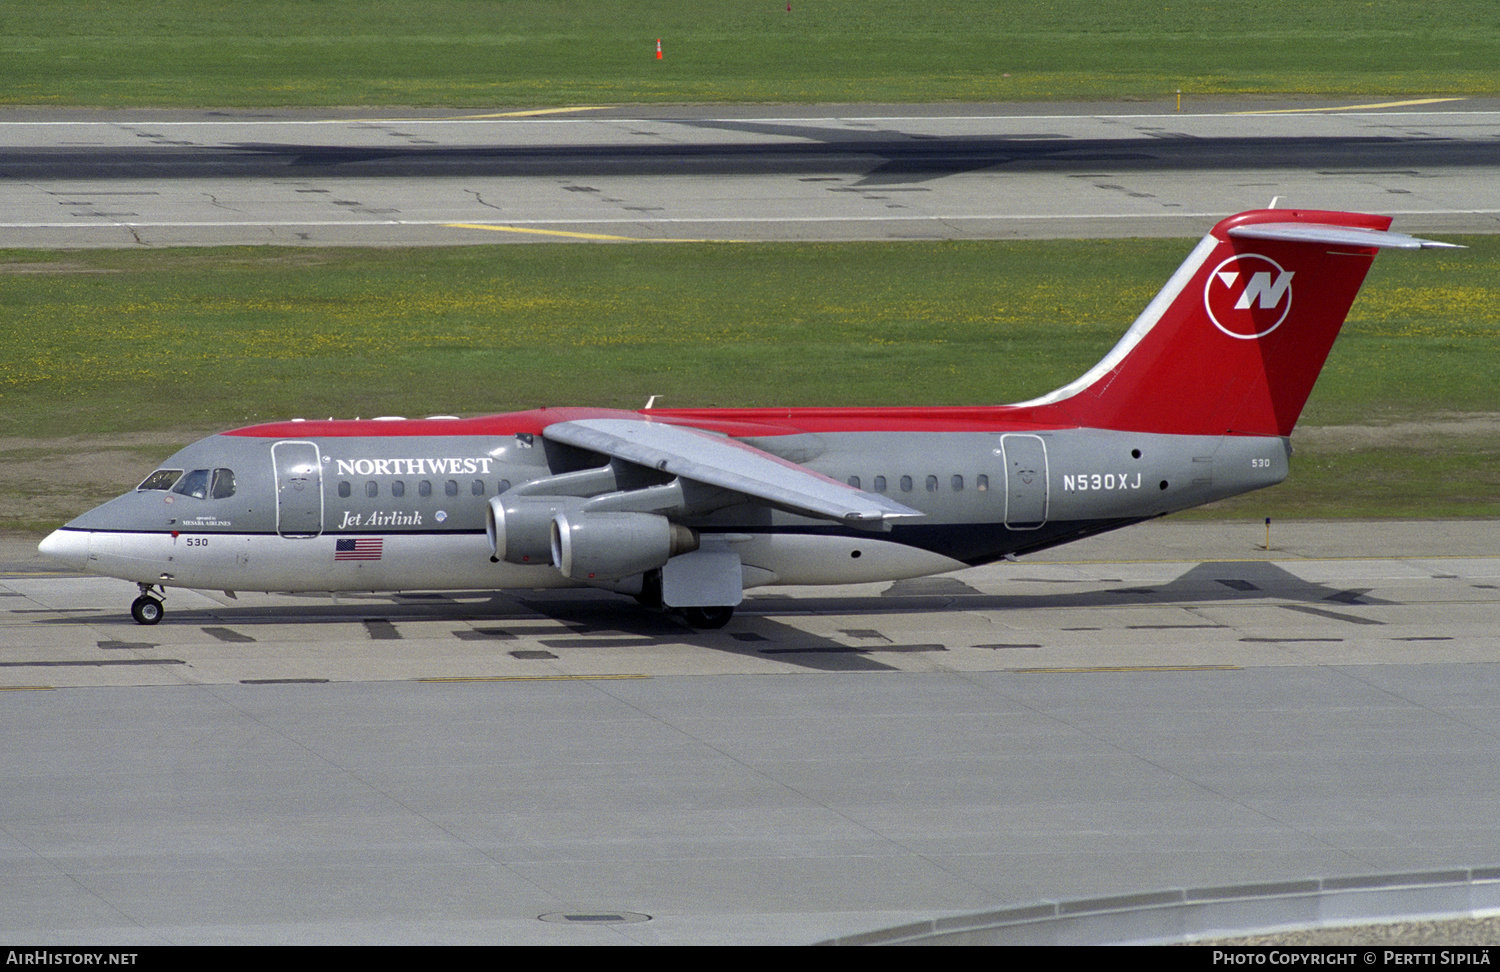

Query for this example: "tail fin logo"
[1205,254,1294,339]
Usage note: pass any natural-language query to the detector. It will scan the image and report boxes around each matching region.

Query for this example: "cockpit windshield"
[172,469,211,499]
[165,468,236,500]
[137,469,182,491]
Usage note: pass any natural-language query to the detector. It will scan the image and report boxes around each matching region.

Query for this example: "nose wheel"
[131,585,165,625]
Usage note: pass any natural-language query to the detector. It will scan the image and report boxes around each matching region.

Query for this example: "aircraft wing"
[543,418,923,524]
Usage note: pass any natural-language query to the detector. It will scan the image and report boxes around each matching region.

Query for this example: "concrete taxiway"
[1,98,1498,247]
[4,518,1499,686]
[4,519,1500,944]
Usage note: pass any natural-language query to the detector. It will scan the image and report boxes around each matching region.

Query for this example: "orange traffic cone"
[656,38,663,60]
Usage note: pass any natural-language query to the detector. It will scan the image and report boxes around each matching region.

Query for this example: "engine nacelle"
[550,511,699,581]
[488,496,584,565]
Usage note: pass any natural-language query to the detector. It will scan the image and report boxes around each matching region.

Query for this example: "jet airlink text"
[338,510,425,529]
[334,457,495,477]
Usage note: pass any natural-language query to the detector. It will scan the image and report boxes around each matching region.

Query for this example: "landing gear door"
[661,543,743,608]
[272,440,323,537]
[1001,433,1048,530]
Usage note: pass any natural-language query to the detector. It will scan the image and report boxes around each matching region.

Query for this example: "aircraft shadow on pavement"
[28,586,905,672]
[752,559,1393,615]
[26,560,1387,674]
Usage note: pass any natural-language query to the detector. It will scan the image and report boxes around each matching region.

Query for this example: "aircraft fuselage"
[43,412,1288,596]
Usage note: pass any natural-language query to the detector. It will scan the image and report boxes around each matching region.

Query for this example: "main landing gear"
[633,570,735,629]
[131,584,165,625]
[681,606,734,629]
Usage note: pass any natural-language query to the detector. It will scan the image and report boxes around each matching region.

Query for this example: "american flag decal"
[334,538,383,561]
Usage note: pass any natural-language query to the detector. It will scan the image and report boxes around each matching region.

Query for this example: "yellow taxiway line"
[446,223,650,242]
[417,674,649,683]
[446,222,713,243]
[1234,97,1466,115]
[1011,665,1241,674]
[443,106,608,119]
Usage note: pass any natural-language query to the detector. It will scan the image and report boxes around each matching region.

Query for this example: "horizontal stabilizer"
[544,418,923,524]
[1227,223,1463,250]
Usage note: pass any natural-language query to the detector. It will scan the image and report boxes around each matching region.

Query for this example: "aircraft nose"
[38,529,89,571]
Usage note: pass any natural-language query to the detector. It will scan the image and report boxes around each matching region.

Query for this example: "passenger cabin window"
[138,469,182,491]
[873,475,887,493]
[952,475,964,492]
[338,481,351,499]
[926,475,939,492]
[847,475,861,489]
[900,475,913,493]
[365,481,379,498]
[391,481,406,498]
[418,480,432,497]
[471,479,485,496]
[977,474,989,492]
[445,480,459,497]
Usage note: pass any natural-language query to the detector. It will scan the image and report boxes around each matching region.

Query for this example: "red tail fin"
[1013,209,1448,437]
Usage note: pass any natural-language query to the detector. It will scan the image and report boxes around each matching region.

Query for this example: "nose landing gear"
[130,584,165,625]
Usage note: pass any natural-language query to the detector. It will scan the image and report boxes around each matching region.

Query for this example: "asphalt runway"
[2,97,1499,247]
[6,99,1500,944]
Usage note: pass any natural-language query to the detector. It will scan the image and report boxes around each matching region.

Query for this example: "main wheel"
[681,606,733,629]
[634,569,664,609]
[130,595,164,625]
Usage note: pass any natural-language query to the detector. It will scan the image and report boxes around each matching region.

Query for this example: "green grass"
[0,240,1162,436]
[2,1,1498,106]
[4,237,1500,523]
[1203,439,1500,520]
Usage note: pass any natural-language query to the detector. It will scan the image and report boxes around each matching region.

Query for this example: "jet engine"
[487,495,584,565]
[550,511,699,581]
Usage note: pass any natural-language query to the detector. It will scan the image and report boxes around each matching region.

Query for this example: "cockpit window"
[169,467,236,500]
[210,468,236,499]
[138,469,182,491]
[172,469,211,499]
